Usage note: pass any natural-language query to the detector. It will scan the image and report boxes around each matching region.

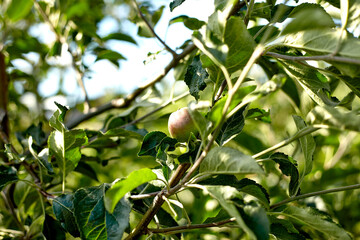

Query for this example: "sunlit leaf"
[105,168,157,213]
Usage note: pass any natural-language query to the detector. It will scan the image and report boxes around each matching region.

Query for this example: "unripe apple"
[168,107,197,142]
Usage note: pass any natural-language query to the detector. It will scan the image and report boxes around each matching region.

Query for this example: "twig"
[265,52,360,65]
[132,0,177,57]
[66,43,197,129]
[244,0,255,26]
[148,218,236,235]
[73,58,91,113]
[270,183,360,209]
[0,52,9,160]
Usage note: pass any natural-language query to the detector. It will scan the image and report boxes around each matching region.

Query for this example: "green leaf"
[169,15,205,30]
[184,55,208,100]
[43,214,66,240]
[137,5,164,38]
[28,137,54,174]
[246,108,271,123]
[170,0,186,11]
[216,104,248,146]
[233,131,267,155]
[281,3,335,35]
[209,85,256,129]
[200,147,264,175]
[242,203,270,240]
[280,205,352,240]
[52,194,80,237]
[270,223,305,240]
[105,168,157,213]
[102,33,137,45]
[49,102,68,132]
[48,129,88,184]
[0,165,18,190]
[74,162,98,181]
[270,152,300,197]
[308,105,360,131]
[269,29,360,77]
[6,0,33,21]
[188,102,212,142]
[104,127,145,140]
[279,60,330,106]
[138,131,168,157]
[347,0,360,31]
[199,175,270,209]
[74,184,132,240]
[96,49,126,67]
[293,116,315,192]
[199,185,257,239]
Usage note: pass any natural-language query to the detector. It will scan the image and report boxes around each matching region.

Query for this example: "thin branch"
[132,0,177,57]
[148,218,236,235]
[265,52,360,65]
[66,43,196,129]
[73,57,91,113]
[0,52,9,160]
[270,183,360,209]
[1,191,25,232]
[244,0,255,26]
[130,191,160,200]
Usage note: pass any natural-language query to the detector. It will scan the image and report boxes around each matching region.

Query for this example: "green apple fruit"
[168,107,197,142]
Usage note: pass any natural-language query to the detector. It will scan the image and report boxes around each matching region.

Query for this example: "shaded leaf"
[0,165,18,190]
[246,108,271,123]
[184,55,208,100]
[169,15,205,30]
[216,104,248,146]
[242,203,270,240]
[43,214,66,240]
[74,161,99,181]
[52,194,80,237]
[105,168,157,213]
[138,131,169,157]
[270,152,299,197]
[170,0,186,11]
[74,184,131,240]
[200,147,264,175]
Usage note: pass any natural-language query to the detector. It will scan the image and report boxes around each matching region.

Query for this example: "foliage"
[1,0,360,239]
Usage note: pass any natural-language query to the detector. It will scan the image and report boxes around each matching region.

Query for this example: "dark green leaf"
[52,194,80,237]
[6,0,33,21]
[74,184,131,240]
[105,168,157,213]
[170,0,186,11]
[233,131,267,154]
[138,131,168,157]
[43,214,66,240]
[184,55,208,100]
[199,176,270,208]
[216,104,247,146]
[102,33,137,45]
[169,15,205,30]
[271,223,306,240]
[241,203,270,240]
[0,165,18,190]
[270,152,300,197]
[156,137,178,161]
[74,161,98,181]
[200,147,264,175]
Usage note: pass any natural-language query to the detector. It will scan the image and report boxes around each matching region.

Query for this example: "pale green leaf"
[105,168,157,213]
[200,147,264,175]
[6,0,33,21]
[308,105,360,131]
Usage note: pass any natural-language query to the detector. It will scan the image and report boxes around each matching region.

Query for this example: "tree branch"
[66,43,197,129]
[265,52,360,65]
[270,183,360,209]
[132,0,178,57]
[148,218,236,235]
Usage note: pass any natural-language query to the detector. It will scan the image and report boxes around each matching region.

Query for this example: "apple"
[168,107,197,142]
